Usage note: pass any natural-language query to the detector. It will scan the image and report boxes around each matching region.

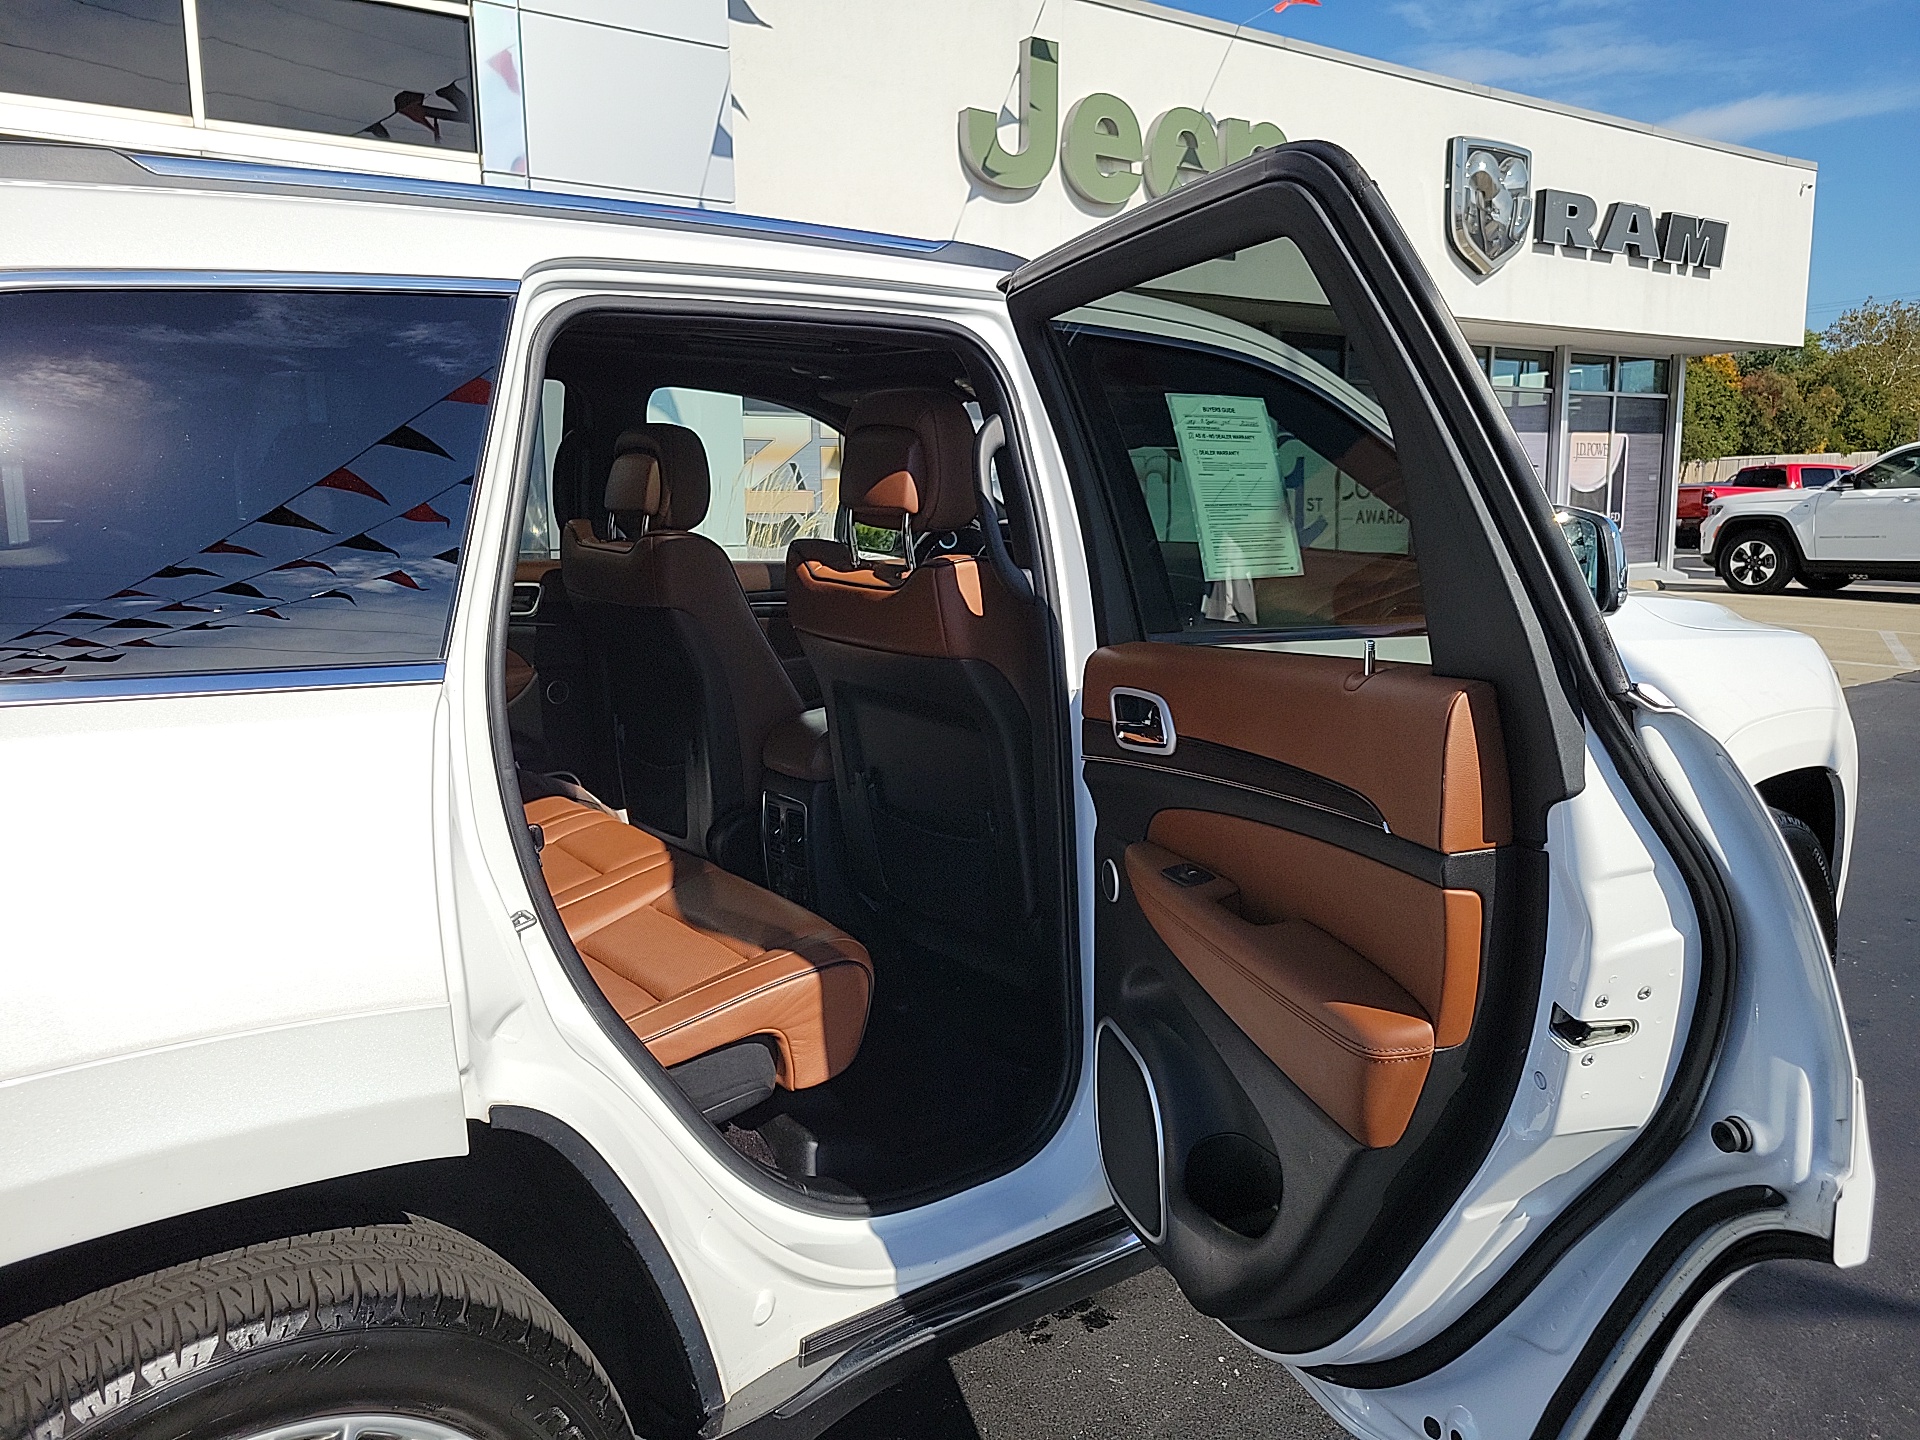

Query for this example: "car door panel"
[1006,141,1860,1431]
[1084,643,1515,1318]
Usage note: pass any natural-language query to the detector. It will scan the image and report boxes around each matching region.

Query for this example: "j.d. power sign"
[958,36,1285,204]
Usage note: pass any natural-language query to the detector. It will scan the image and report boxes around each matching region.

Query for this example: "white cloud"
[1412,19,1717,92]
[1661,88,1920,143]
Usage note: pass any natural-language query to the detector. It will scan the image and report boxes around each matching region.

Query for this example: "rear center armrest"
[764,707,832,783]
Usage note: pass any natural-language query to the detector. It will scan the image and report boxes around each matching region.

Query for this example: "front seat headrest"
[604,423,712,533]
[839,390,977,534]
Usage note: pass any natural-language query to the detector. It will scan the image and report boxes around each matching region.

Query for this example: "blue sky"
[1167,0,1920,335]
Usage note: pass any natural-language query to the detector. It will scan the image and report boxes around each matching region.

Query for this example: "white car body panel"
[0,160,1868,1436]
[0,680,468,1264]
[1608,595,1858,896]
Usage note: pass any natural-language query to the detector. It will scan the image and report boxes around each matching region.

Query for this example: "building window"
[198,0,475,150]
[1474,346,1554,487]
[0,0,192,115]
[1566,353,1672,564]
[646,390,846,562]
[0,0,474,156]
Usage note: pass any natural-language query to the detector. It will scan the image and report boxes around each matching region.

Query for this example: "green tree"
[1678,302,1920,463]
[1681,352,1743,462]
[1823,299,1920,449]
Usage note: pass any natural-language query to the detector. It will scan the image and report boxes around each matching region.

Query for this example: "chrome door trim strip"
[0,662,446,706]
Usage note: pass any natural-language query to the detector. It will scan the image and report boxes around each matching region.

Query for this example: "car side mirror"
[1555,506,1627,615]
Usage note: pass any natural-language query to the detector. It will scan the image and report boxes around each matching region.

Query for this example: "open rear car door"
[1004,143,1872,1438]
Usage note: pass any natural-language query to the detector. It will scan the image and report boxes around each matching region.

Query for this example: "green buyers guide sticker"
[1165,393,1302,581]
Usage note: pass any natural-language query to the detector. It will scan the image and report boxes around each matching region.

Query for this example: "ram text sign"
[1448,137,1730,276]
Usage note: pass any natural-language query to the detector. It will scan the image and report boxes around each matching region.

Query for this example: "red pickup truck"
[1677,460,1850,548]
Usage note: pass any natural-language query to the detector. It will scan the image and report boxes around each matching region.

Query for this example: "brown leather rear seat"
[527,795,872,1089]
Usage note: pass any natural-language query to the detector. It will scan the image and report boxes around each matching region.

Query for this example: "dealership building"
[3,0,1818,575]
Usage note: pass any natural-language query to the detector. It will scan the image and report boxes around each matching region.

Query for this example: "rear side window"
[0,288,510,680]
[1800,467,1840,488]
[1736,466,1789,488]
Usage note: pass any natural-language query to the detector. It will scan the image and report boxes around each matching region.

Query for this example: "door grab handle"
[1110,687,1177,755]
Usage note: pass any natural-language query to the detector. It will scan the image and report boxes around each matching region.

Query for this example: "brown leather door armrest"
[504,647,535,705]
[763,707,832,783]
[1125,842,1434,1147]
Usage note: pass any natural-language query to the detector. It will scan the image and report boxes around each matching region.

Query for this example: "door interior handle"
[1111,687,1177,755]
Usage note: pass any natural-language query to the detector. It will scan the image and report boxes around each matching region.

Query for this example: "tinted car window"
[1053,276,1421,641]
[0,289,510,680]
[1735,466,1789,488]
[1800,467,1841,488]
[1852,451,1920,490]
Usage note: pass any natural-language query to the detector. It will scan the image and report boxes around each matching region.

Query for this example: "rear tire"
[0,1220,635,1440]
[1801,573,1854,593]
[1771,806,1839,956]
[1717,529,1795,594]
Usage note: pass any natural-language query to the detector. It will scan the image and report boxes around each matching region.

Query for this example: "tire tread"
[0,1220,629,1440]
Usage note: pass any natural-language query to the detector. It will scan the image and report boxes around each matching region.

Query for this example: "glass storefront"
[1477,347,1674,566]
[0,0,473,153]
[1568,354,1671,563]
[1474,347,1553,486]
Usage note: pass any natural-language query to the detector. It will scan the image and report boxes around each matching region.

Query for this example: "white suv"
[0,140,1869,1440]
[1701,442,1920,592]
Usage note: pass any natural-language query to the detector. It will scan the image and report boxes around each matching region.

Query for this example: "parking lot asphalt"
[822,673,1920,1440]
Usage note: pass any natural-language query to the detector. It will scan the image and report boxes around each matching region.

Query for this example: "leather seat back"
[786,390,1043,945]
[563,424,802,872]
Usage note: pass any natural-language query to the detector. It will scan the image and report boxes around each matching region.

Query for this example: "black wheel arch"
[0,1112,721,1440]
[1713,515,1807,569]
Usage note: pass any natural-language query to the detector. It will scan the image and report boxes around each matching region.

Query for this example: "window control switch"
[1162,862,1216,887]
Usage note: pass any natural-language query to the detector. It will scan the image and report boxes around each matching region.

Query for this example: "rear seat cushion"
[527,795,872,1089]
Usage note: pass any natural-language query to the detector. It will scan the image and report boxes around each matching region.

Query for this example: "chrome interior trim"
[0,662,446,706]
[1085,752,1391,833]
[1096,1018,1169,1247]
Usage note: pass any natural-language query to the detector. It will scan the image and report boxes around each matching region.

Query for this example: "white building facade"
[2,0,1817,574]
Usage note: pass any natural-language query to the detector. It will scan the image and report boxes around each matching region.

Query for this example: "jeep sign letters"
[960,36,1286,203]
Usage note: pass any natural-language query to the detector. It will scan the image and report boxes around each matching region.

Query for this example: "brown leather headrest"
[839,390,976,533]
[604,424,711,531]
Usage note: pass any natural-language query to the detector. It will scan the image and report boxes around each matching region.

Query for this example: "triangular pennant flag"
[247,607,288,620]
[182,621,232,631]
[445,377,492,405]
[314,468,388,504]
[434,548,460,564]
[376,424,452,459]
[53,637,96,648]
[157,602,213,614]
[401,501,450,525]
[122,639,171,649]
[436,80,472,124]
[69,652,123,664]
[61,610,110,622]
[257,505,329,532]
[202,540,260,556]
[338,533,399,555]
[273,558,336,575]
[110,588,153,599]
[375,570,424,590]
[105,617,170,629]
[215,582,268,599]
[313,589,357,604]
[154,565,218,579]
